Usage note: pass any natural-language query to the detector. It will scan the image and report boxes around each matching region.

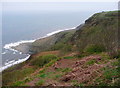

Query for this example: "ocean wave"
[1,52,6,55]
[46,27,76,37]
[4,40,36,52]
[13,52,16,54]
[0,55,30,72]
[5,60,15,66]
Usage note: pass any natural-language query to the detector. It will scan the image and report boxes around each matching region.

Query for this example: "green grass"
[111,60,119,66]
[12,81,24,86]
[45,57,61,67]
[38,73,47,78]
[98,52,111,64]
[62,68,72,73]
[30,54,58,67]
[73,83,84,87]
[54,74,63,79]
[2,68,35,86]
[99,53,110,59]
[103,68,119,80]
[37,71,55,79]
[39,69,46,74]
[86,59,96,65]
[24,77,33,83]
[96,66,119,86]
[35,80,45,86]
[56,68,72,73]
[84,44,106,54]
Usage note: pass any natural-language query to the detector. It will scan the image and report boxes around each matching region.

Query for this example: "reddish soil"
[26,78,39,86]
[25,54,112,86]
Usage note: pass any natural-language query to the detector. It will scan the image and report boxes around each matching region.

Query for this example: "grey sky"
[2,2,118,13]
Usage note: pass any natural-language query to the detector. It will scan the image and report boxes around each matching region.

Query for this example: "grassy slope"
[71,11,119,53]
[2,11,120,86]
[29,29,76,53]
[3,52,119,86]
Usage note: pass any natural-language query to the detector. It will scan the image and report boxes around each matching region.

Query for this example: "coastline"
[1,27,76,72]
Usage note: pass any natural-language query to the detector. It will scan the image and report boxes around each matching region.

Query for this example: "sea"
[1,11,95,72]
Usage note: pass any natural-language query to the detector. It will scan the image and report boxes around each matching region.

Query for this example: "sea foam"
[0,55,30,72]
[46,27,76,37]
[4,40,35,52]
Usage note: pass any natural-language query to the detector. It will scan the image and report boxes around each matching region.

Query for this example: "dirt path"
[25,54,113,86]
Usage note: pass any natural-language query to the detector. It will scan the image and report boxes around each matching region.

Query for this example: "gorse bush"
[84,44,105,54]
[30,54,58,67]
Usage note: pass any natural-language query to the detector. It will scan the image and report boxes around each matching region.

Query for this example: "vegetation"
[30,30,76,53]
[35,80,45,86]
[2,68,35,86]
[84,44,105,54]
[86,59,96,65]
[2,11,120,87]
[30,54,58,67]
[71,11,119,55]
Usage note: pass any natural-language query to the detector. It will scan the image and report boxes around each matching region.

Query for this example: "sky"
[0,0,119,2]
[1,2,118,14]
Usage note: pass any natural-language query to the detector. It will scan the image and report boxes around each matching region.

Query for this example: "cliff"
[2,11,120,87]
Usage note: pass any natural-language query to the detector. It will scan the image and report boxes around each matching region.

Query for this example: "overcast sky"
[2,1,118,14]
[1,0,119,2]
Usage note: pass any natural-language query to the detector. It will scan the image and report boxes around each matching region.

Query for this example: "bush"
[30,54,58,67]
[84,44,105,54]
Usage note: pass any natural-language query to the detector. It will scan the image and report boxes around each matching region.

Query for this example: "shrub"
[30,54,58,67]
[84,44,105,54]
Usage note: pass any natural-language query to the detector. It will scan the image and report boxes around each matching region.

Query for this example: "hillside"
[2,11,120,87]
[71,11,119,54]
[29,29,76,54]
